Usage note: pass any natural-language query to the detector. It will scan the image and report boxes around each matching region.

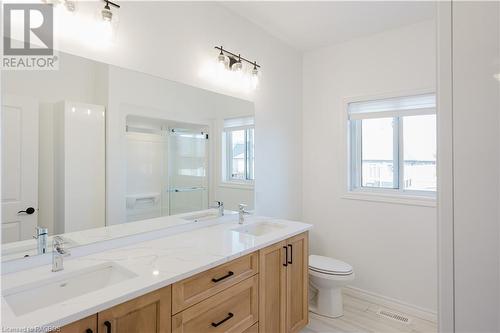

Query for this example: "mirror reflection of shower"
[125,116,208,222]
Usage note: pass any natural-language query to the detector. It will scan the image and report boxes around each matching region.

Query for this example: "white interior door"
[1,95,39,243]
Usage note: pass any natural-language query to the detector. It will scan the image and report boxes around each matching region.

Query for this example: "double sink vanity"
[1,212,311,333]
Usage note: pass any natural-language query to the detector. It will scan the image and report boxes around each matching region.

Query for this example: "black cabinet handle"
[211,312,234,327]
[283,246,288,267]
[17,207,35,215]
[86,329,93,333]
[288,244,293,264]
[104,321,111,333]
[212,271,234,283]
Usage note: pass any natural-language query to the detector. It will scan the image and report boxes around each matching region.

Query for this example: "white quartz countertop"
[1,215,311,330]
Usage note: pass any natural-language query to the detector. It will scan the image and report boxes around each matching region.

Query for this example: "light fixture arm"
[103,0,120,9]
[215,46,261,69]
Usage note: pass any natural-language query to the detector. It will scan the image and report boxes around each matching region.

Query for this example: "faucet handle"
[33,226,48,239]
[238,204,249,213]
[53,236,71,256]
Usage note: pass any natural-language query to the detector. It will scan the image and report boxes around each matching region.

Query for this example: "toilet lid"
[309,255,353,275]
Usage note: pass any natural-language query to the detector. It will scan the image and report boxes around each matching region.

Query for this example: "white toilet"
[308,255,355,318]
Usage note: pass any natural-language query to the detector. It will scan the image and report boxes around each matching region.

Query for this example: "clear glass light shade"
[231,61,243,72]
[217,53,229,69]
[251,68,259,88]
[64,0,76,12]
[102,8,113,22]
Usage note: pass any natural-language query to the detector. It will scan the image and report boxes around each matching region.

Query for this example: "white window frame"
[347,92,437,203]
[221,117,255,187]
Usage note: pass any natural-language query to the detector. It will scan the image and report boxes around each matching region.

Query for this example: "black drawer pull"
[86,329,93,333]
[211,312,234,327]
[288,244,293,264]
[104,321,111,333]
[212,271,234,283]
[283,246,288,267]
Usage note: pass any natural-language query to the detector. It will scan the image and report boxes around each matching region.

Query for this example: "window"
[348,93,436,196]
[222,116,254,184]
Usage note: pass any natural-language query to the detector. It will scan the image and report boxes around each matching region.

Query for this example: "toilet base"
[309,287,344,318]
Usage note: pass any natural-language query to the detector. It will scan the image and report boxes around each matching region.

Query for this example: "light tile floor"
[301,294,437,333]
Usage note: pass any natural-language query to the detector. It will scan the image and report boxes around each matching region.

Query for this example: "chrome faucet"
[33,226,48,255]
[238,204,250,224]
[52,236,70,272]
[210,201,224,217]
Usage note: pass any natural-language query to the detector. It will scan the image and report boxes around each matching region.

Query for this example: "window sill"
[342,191,436,207]
[219,182,254,191]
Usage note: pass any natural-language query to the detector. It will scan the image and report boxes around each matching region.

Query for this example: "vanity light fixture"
[214,46,261,87]
[43,0,76,13]
[102,0,120,22]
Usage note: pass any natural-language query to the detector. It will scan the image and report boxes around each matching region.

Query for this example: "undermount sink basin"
[233,221,286,237]
[181,211,220,223]
[3,262,137,316]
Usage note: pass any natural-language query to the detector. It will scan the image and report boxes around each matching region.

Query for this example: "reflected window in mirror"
[222,117,255,185]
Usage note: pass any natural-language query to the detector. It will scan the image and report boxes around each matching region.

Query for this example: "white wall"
[302,21,437,312]
[53,1,303,221]
[450,2,500,331]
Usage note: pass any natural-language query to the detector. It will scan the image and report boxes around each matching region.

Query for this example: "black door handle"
[86,329,93,333]
[283,246,288,267]
[104,321,111,333]
[17,207,35,215]
[288,244,293,264]
[211,312,234,327]
[212,271,234,283]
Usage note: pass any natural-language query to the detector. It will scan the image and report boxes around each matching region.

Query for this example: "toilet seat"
[309,255,353,276]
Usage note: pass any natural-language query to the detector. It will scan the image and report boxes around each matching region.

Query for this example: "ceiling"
[221,2,436,51]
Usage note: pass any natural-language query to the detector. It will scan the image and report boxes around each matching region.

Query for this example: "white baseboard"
[343,286,437,323]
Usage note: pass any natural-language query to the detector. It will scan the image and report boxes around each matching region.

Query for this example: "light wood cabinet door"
[242,323,258,333]
[56,315,97,333]
[286,232,309,333]
[258,240,287,333]
[172,252,259,314]
[98,286,171,333]
[172,275,258,333]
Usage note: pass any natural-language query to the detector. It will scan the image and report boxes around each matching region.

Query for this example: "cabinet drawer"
[54,315,97,333]
[172,275,259,333]
[172,252,258,314]
[98,286,171,333]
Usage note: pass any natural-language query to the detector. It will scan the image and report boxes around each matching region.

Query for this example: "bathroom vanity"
[1,216,311,333]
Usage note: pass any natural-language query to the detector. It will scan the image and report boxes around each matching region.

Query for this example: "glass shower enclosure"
[125,119,209,222]
[167,128,209,215]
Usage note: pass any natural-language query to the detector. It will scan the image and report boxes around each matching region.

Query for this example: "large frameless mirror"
[1,51,255,261]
